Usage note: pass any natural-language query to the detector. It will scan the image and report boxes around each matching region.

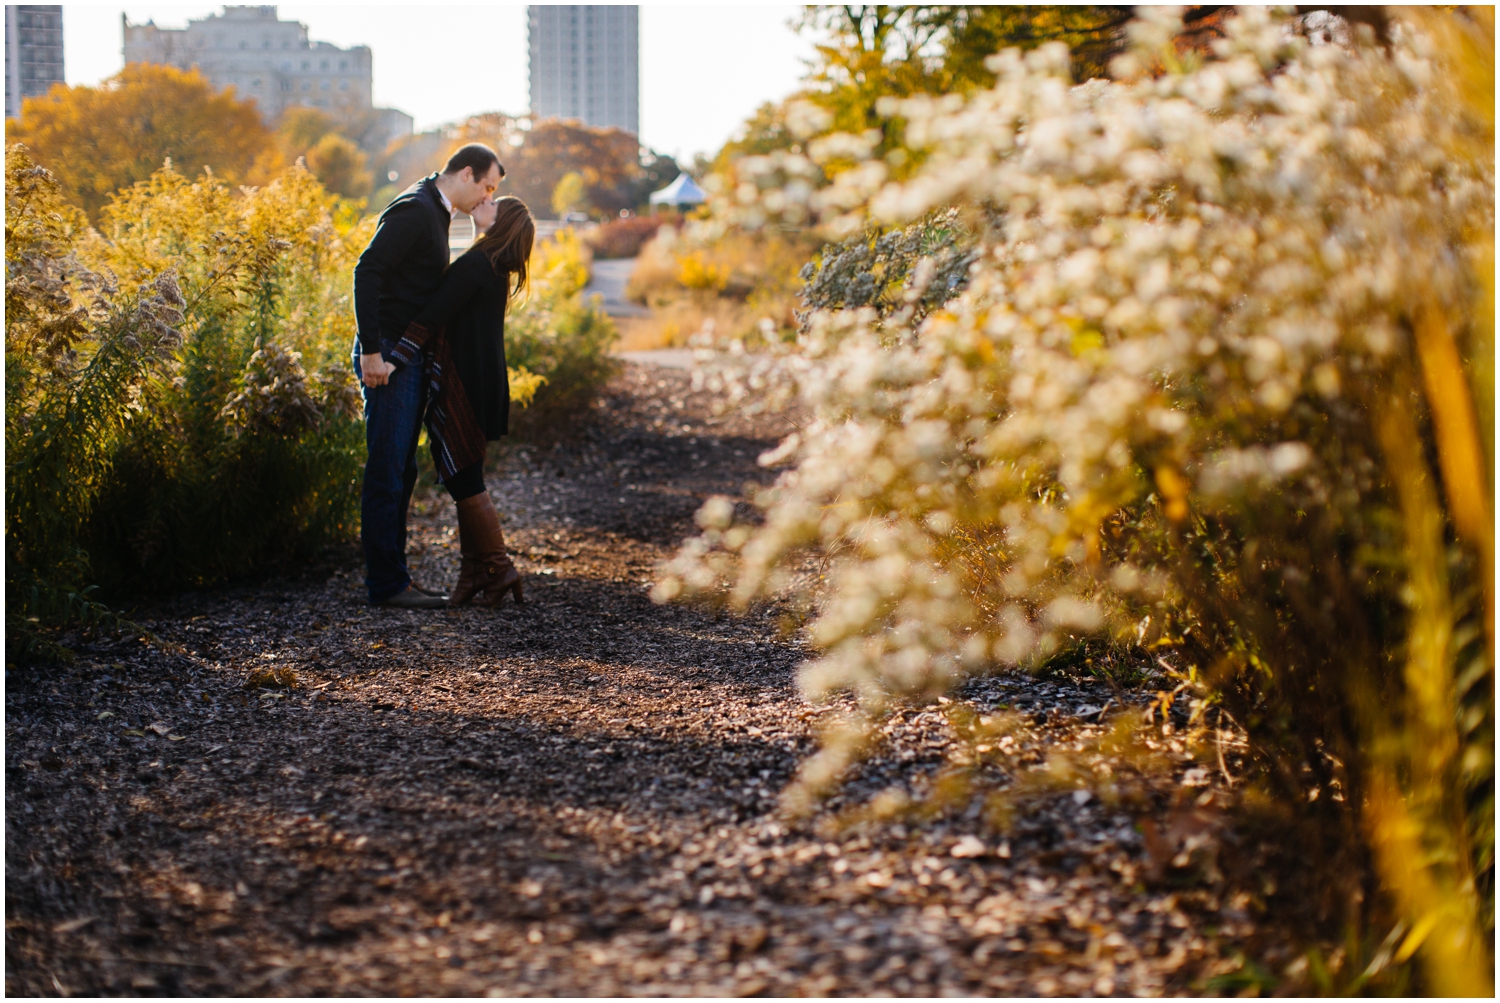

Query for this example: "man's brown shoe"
[378,585,449,610]
[409,580,449,600]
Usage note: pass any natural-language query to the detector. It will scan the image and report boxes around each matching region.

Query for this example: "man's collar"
[435,184,456,218]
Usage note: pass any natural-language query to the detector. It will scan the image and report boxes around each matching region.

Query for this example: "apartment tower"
[5,5,65,121]
[528,5,639,135]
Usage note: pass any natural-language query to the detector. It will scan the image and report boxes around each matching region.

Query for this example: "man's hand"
[361,352,397,387]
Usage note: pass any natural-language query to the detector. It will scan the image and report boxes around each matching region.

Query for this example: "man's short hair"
[443,143,504,180]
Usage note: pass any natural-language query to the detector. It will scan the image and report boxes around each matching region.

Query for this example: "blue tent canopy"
[648,172,706,207]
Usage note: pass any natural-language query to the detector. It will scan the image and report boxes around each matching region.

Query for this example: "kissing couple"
[351,143,535,611]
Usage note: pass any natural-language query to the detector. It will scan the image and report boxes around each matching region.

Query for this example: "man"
[353,144,502,609]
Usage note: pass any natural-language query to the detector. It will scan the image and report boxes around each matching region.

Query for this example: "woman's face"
[470,198,498,230]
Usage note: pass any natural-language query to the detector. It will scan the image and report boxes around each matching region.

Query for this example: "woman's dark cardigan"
[388,247,514,480]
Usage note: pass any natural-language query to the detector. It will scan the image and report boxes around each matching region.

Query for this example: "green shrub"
[504,230,619,438]
[6,148,186,658]
[71,161,371,593]
[6,147,369,656]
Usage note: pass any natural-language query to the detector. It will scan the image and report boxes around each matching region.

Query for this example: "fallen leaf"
[146,722,170,736]
[244,666,298,690]
[168,734,187,741]
[54,916,96,934]
[96,711,114,720]
[122,730,146,738]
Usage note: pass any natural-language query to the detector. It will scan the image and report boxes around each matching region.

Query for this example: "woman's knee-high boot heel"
[449,493,524,607]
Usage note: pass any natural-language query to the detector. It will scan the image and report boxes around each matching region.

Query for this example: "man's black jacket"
[352,175,451,357]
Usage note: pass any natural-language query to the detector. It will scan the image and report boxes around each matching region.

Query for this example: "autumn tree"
[302,134,371,200]
[551,171,587,216]
[374,113,681,218]
[937,6,1134,83]
[274,107,375,199]
[278,106,340,155]
[797,5,959,137]
[789,5,1134,174]
[5,63,283,219]
[503,119,643,218]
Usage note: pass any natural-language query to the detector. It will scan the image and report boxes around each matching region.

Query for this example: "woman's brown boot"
[449,493,524,607]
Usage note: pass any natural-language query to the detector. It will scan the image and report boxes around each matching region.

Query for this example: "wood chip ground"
[6,363,1301,996]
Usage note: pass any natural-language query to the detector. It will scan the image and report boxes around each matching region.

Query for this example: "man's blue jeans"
[356,345,426,603]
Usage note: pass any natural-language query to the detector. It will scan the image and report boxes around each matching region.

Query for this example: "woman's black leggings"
[444,462,486,502]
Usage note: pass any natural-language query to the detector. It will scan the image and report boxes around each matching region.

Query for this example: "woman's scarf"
[388,321,486,481]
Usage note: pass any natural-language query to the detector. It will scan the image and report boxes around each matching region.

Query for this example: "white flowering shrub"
[658,8,1493,989]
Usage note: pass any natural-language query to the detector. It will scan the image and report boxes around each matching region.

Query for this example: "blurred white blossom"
[658,8,1492,725]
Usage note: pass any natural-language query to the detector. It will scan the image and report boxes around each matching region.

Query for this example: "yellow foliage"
[6,144,370,634]
[676,251,729,292]
[529,228,592,300]
[506,367,547,409]
[304,133,372,200]
[83,159,371,370]
[551,171,587,217]
[624,227,813,348]
[277,106,338,155]
[5,63,283,219]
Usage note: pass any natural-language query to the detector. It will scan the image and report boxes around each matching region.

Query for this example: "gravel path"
[6,363,1295,996]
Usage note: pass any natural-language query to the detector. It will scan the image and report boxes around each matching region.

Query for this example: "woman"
[387,196,535,607]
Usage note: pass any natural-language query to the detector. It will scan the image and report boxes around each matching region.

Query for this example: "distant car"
[562,211,591,224]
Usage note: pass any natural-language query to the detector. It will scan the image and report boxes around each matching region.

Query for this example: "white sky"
[60,3,816,161]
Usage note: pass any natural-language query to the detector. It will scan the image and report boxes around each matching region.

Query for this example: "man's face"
[453,164,502,214]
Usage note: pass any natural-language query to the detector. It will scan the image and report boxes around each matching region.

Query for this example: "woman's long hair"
[473,196,534,298]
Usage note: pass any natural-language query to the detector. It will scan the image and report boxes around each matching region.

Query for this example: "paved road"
[616,349,695,369]
[584,257,650,318]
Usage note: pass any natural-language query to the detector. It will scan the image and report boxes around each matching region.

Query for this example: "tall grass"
[69,160,371,593]
[6,149,369,658]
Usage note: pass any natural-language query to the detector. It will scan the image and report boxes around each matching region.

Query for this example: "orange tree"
[277,107,374,199]
[6,63,283,219]
[510,119,641,217]
[303,134,372,199]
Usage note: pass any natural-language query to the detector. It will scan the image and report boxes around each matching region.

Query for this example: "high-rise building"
[529,6,638,136]
[5,5,65,121]
[123,5,395,129]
